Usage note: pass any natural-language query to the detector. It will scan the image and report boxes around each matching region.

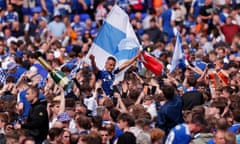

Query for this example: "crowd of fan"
[0,0,240,144]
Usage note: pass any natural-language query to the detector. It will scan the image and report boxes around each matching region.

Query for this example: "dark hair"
[117,113,135,127]
[187,77,197,87]
[216,58,224,65]
[191,113,207,126]
[110,108,120,122]
[192,105,205,116]
[148,8,156,15]
[65,98,76,108]
[222,86,234,95]
[70,133,80,144]
[217,46,226,53]
[61,66,72,73]
[117,132,136,144]
[99,126,108,132]
[128,89,142,101]
[91,116,102,130]
[29,52,41,59]
[230,95,240,110]
[48,127,64,141]
[107,56,116,62]
[0,112,8,123]
[53,40,62,48]
[72,45,82,54]
[68,51,77,58]
[150,17,156,23]
[79,132,102,144]
[0,37,4,42]
[14,56,24,65]
[103,98,115,111]
[228,61,239,69]
[199,119,213,133]
[104,123,115,135]
[6,76,15,83]
[135,118,149,128]
[216,117,229,131]
[232,109,240,122]
[75,115,91,130]
[22,137,35,144]
[211,97,228,115]
[52,58,61,66]
[27,86,39,97]
[50,100,60,107]
[80,83,92,93]
[161,85,175,100]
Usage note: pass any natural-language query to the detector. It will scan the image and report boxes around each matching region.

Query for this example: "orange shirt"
[153,0,162,8]
[195,23,205,33]
[67,28,77,44]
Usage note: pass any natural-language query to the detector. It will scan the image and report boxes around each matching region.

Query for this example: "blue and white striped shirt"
[165,123,192,144]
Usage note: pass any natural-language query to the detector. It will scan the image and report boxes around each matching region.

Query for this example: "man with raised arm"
[89,54,139,97]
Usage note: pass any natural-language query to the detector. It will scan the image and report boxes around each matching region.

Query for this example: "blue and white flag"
[169,32,186,74]
[68,59,83,80]
[86,5,140,79]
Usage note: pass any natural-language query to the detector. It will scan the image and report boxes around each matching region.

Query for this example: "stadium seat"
[129,12,148,20]
[130,13,135,20]
[80,13,90,22]
[22,8,32,15]
[22,7,42,15]
[142,12,147,19]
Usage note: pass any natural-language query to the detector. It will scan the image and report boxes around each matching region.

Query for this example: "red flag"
[139,51,163,75]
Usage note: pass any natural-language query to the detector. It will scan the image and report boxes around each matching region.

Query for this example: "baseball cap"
[6,61,17,70]
[57,112,71,122]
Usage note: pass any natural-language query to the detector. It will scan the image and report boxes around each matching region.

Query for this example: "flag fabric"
[139,51,163,76]
[169,32,186,74]
[69,59,83,80]
[86,5,140,79]
[0,68,6,84]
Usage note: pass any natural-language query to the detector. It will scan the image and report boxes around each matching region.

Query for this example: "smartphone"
[144,84,149,95]
[151,86,157,95]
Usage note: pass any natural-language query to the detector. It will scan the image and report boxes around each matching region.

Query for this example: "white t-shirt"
[84,96,97,116]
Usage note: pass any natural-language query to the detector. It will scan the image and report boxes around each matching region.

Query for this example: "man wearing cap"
[56,112,72,127]
[14,86,49,144]
[54,112,77,133]
[47,10,66,40]
[5,60,24,83]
